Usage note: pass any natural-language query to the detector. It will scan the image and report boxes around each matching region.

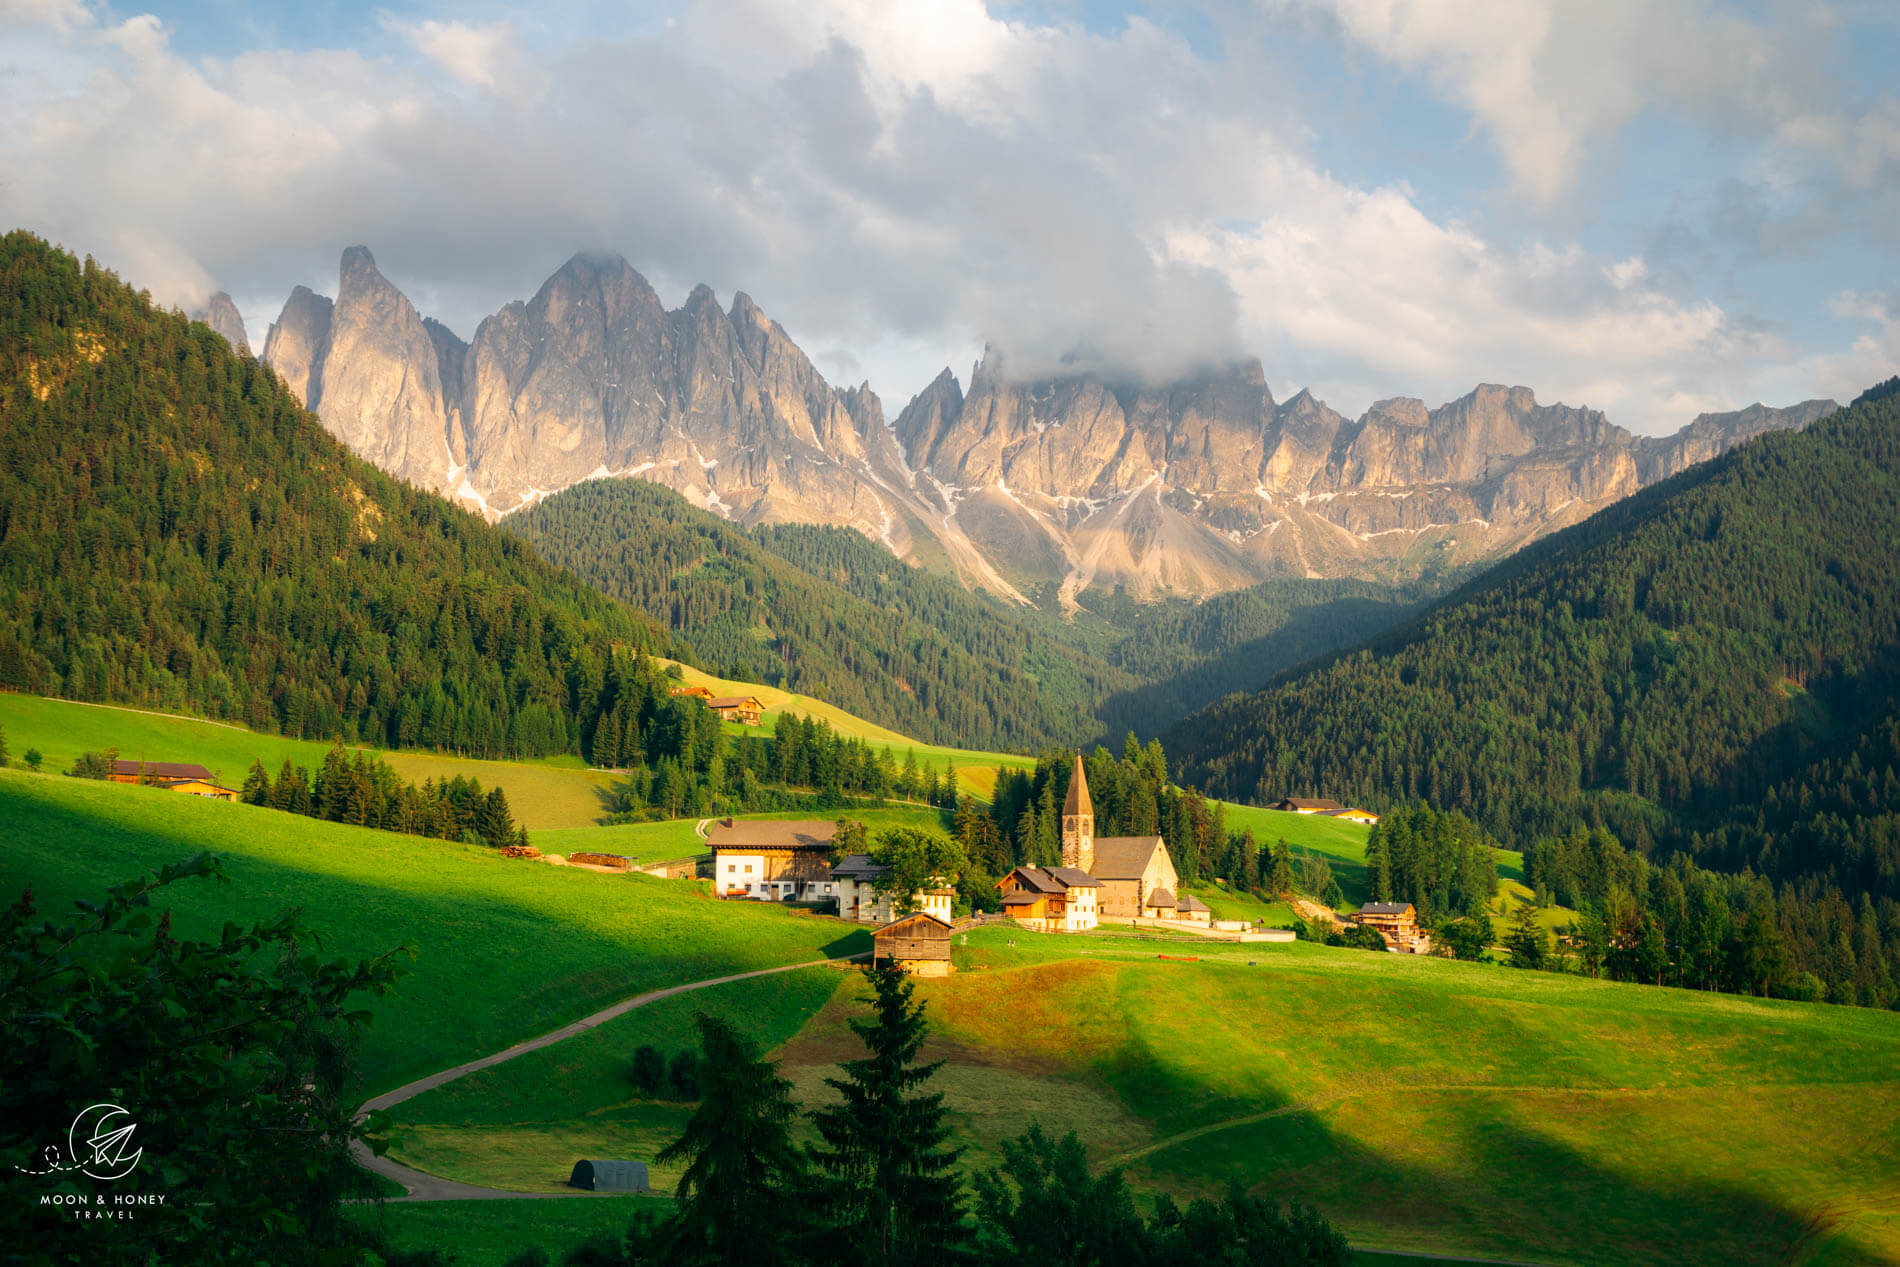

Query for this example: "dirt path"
[352,953,865,1201]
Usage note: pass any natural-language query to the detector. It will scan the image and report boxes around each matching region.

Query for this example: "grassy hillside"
[0,689,1032,832]
[0,692,619,829]
[852,930,1897,1265]
[0,771,866,1092]
[377,916,1899,1264]
[10,763,1891,1263]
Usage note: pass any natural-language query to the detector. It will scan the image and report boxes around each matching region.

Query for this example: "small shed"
[568,1159,650,1192]
[872,911,954,977]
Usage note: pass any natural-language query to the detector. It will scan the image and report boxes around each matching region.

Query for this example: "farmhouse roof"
[1176,894,1211,913]
[1063,753,1093,817]
[1146,888,1177,908]
[1091,835,1166,879]
[706,819,837,850]
[1278,797,1344,811]
[830,853,889,880]
[111,760,214,781]
[1003,866,1064,894]
[1359,902,1414,916]
[1001,865,1095,893]
[1000,892,1041,906]
[705,695,763,709]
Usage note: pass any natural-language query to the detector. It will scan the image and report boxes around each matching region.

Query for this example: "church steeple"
[1061,753,1094,873]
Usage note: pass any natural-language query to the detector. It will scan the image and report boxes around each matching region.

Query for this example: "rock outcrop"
[263,248,1835,603]
[192,291,250,354]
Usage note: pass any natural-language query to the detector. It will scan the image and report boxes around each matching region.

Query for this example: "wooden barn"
[1271,797,1344,814]
[109,759,214,786]
[872,911,954,977]
[704,694,765,725]
[156,777,239,802]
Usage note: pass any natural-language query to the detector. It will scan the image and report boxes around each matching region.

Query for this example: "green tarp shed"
[568,1160,649,1192]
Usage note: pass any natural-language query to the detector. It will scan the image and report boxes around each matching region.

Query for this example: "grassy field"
[10,757,1895,1264]
[665,659,1036,798]
[0,770,868,1094]
[385,965,854,1193]
[0,693,620,830]
[366,912,1900,1264]
[827,926,1898,1267]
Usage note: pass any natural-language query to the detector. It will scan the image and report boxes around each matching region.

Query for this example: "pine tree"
[241,760,271,806]
[807,966,966,1266]
[657,1014,806,1266]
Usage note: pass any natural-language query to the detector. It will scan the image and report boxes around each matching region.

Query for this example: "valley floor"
[3,703,1893,1266]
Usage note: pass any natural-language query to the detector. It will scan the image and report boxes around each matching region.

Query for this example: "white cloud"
[1282,0,1874,203]
[380,17,520,92]
[0,0,1888,433]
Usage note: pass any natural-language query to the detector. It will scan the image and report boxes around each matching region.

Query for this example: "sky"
[2,0,1896,433]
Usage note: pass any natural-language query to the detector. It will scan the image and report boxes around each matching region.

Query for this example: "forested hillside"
[1083,577,1432,736]
[0,232,680,758]
[1169,380,1900,886]
[508,478,1131,749]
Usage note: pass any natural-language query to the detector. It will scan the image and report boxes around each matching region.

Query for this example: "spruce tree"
[807,965,967,1266]
[657,1013,806,1266]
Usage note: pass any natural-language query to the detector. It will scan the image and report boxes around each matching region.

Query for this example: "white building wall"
[715,851,766,897]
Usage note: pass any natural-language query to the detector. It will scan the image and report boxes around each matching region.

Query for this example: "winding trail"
[352,954,865,1202]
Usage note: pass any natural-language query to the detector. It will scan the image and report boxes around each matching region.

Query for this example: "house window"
[744,864,753,873]
[727,864,736,873]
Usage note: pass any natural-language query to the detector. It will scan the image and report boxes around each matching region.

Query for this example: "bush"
[631,1044,666,1095]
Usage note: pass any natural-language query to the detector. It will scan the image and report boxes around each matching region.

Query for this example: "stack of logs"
[568,852,632,870]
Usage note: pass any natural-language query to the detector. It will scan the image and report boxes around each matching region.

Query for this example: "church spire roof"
[1064,753,1093,817]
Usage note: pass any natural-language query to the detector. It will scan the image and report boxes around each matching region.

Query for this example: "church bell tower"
[1061,753,1095,873]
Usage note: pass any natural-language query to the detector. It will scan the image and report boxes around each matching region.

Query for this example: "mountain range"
[255,248,1834,604]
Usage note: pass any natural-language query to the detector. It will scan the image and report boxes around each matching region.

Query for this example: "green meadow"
[0,693,619,830]
[7,704,1891,1264]
[849,927,1900,1266]
[0,770,866,1093]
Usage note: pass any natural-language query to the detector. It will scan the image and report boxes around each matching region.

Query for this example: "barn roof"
[1000,892,1041,906]
[706,819,837,850]
[705,695,763,709]
[1359,901,1415,915]
[1063,753,1093,817]
[111,760,214,781]
[1176,894,1211,913]
[877,911,953,935]
[1091,835,1166,879]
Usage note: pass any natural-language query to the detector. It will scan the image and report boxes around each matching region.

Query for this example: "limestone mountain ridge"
[260,247,1836,603]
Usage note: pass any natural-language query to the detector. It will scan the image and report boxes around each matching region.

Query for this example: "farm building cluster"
[707,758,1217,943]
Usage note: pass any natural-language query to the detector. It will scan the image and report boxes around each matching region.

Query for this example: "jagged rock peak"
[194,291,249,354]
